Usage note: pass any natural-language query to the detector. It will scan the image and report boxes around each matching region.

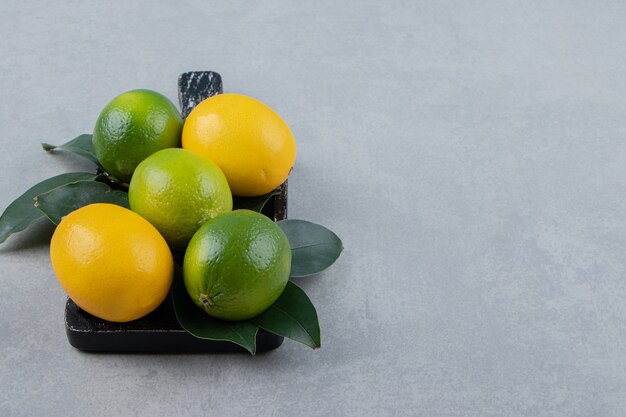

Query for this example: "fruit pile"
[0,78,341,354]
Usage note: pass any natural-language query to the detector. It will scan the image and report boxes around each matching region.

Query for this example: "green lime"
[183,209,291,321]
[128,148,232,250]
[92,89,183,182]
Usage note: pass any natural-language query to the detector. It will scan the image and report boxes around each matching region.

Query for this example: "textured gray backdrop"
[1,1,626,416]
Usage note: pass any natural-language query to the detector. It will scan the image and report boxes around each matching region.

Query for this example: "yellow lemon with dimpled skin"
[182,93,296,197]
[50,203,174,322]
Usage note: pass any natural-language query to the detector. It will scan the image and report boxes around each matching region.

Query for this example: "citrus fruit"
[92,89,183,182]
[183,209,291,321]
[128,148,232,251]
[50,203,173,323]
[182,93,296,197]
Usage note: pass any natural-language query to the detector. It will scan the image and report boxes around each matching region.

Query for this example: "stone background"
[1,1,625,416]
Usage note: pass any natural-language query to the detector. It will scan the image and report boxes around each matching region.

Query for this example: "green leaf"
[171,268,258,354]
[278,219,343,277]
[252,281,320,349]
[42,134,102,167]
[35,180,129,225]
[0,172,96,244]
[232,190,280,212]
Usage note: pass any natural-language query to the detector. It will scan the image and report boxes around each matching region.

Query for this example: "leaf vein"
[290,242,340,250]
[270,304,316,346]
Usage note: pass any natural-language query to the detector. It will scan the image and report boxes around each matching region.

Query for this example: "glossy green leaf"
[35,180,129,225]
[278,219,343,277]
[232,190,280,212]
[0,172,96,244]
[42,134,101,167]
[172,269,258,354]
[252,281,320,349]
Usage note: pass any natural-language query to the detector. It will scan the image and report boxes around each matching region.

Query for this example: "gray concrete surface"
[1,1,626,416]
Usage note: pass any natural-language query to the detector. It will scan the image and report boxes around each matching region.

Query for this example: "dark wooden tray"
[64,71,287,353]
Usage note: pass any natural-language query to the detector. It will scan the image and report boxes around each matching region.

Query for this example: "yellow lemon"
[50,203,174,322]
[182,93,296,197]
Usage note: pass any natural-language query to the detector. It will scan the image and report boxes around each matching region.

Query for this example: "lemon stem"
[199,294,214,309]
